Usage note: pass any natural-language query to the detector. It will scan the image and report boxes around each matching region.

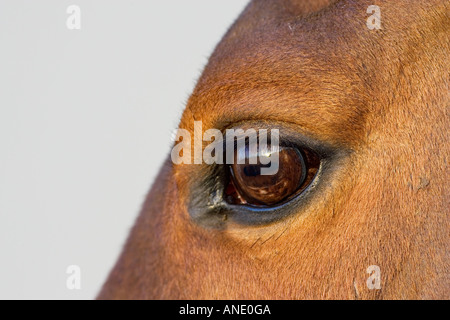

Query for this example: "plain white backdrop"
[0,0,248,299]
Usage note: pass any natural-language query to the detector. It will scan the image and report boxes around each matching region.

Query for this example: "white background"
[0,0,248,299]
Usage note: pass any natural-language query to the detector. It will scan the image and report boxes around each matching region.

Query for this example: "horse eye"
[225,146,320,207]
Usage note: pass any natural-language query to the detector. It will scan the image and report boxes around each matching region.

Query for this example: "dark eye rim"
[185,121,347,228]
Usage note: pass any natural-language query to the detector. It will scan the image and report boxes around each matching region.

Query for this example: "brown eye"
[225,146,320,207]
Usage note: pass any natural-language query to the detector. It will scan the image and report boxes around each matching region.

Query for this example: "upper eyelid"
[216,120,340,158]
[188,118,339,155]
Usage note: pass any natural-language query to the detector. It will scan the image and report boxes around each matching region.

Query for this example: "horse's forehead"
[195,0,444,86]
[202,1,364,75]
[183,0,446,146]
[183,2,372,146]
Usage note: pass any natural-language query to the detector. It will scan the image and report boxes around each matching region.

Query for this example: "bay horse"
[99,0,449,299]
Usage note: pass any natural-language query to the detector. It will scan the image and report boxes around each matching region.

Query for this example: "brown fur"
[98,0,449,299]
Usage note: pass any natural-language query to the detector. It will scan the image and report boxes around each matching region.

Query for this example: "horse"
[98,0,449,299]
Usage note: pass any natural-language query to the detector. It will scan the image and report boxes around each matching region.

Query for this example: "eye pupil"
[243,163,272,176]
[227,146,320,207]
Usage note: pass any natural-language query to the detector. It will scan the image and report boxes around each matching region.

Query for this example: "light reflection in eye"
[225,145,320,207]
